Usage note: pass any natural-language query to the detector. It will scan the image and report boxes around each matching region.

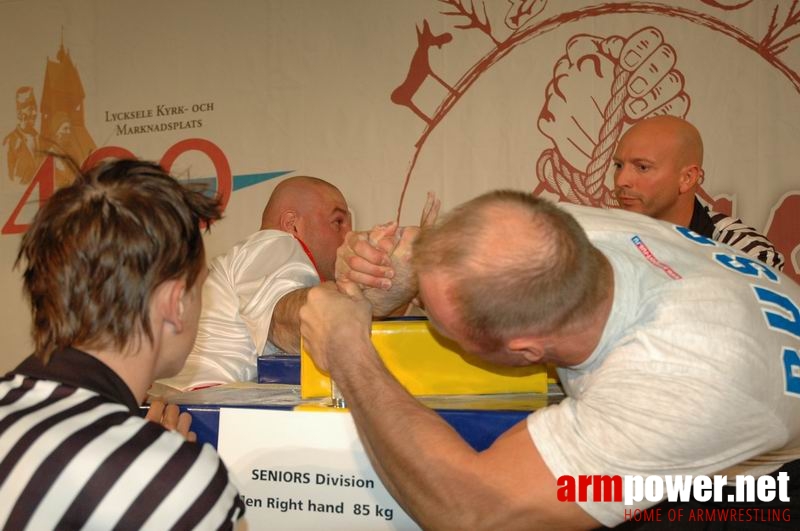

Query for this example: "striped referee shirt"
[689,197,785,271]
[0,348,245,530]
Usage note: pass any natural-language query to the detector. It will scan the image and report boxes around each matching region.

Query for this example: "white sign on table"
[218,408,420,530]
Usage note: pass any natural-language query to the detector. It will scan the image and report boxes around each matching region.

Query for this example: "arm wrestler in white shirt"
[158,176,351,391]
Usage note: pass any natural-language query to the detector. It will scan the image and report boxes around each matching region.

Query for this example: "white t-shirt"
[159,230,319,391]
[528,205,800,527]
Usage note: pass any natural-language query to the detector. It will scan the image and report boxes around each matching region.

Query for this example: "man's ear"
[278,210,300,235]
[678,164,702,194]
[505,336,545,365]
[154,278,187,334]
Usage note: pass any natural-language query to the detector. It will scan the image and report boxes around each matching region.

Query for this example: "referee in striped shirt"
[1,159,246,530]
[613,116,784,271]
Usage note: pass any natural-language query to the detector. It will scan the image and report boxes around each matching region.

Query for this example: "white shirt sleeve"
[158,231,319,391]
[527,326,786,527]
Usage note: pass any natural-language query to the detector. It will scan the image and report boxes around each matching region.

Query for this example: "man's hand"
[618,27,688,120]
[299,280,373,374]
[334,193,439,316]
[335,223,398,290]
[363,225,420,316]
[539,27,688,173]
[146,400,197,443]
[366,193,438,315]
[335,192,440,291]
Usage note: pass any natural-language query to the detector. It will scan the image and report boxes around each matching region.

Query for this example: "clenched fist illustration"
[536,27,690,205]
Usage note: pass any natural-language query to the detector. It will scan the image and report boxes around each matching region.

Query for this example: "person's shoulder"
[248,229,298,245]
[1,372,129,411]
[210,229,303,269]
[558,202,634,224]
[223,229,299,255]
[704,209,785,270]
[205,228,317,295]
[559,203,676,237]
[706,209,756,230]
[704,208,774,242]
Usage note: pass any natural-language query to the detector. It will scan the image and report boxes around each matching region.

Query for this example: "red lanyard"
[295,237,324,281]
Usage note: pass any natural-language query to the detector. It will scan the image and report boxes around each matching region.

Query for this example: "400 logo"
[2,39,288,235]
[2,138,291,235]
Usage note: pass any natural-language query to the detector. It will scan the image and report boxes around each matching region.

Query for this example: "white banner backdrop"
[2,0,799,371]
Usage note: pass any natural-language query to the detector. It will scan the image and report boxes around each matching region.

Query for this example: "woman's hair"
[16,158,223,362]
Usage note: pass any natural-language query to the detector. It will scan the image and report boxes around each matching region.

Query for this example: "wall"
[2,0,798,371]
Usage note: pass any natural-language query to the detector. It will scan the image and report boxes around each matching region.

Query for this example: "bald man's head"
[612,116,705,226]
[628,115,703,166]
[413,191,607,352]
[260,176,351,280]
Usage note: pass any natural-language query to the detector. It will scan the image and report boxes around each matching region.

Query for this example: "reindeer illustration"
[391,20,454,124]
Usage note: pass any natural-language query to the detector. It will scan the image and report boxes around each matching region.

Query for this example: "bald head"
[626,115,703,167]
[260,176,351,280]
[613,116,705,225]
[261,176,336,229]
[413,191,607,349]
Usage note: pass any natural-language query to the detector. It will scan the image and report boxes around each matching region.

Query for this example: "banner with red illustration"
[1,0,798,370]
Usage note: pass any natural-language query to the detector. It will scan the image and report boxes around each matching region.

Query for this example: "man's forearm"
[334,345,595,530]
[268,287,311,353]
[331,337,492,529]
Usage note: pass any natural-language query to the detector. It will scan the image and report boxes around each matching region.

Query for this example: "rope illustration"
[536,42,632,207]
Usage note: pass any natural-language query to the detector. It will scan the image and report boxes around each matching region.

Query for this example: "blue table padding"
[182,403,528,452]
[257,355,301,384]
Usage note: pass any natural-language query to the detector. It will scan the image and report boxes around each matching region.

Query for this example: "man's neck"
[658,194,696,227]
